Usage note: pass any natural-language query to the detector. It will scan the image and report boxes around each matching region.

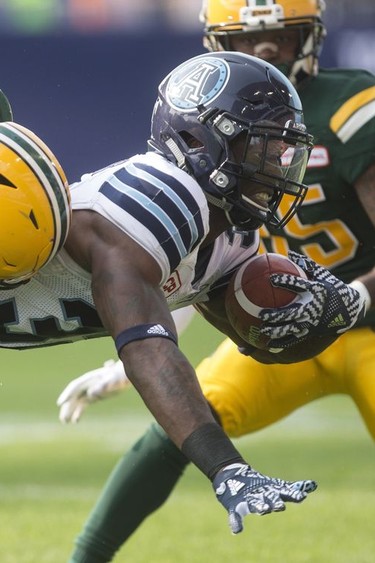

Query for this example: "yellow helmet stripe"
[330,85,375,143]
[0,123,70,258]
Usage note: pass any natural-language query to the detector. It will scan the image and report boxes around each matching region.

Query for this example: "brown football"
[225,253,307,350]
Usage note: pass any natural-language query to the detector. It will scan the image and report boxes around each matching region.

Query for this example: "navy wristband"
[115,323,178,355]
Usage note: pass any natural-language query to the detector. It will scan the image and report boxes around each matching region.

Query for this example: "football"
[225,253,307,350]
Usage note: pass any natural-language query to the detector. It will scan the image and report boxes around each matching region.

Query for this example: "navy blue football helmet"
[149,51,313,230]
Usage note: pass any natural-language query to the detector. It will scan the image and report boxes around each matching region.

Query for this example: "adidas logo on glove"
[227,479,245,496]
[327,314,347,328]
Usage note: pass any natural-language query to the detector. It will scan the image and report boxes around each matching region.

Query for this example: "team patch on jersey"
[166,57,230,112]
[163,271,182,296]
[307,146,330,168]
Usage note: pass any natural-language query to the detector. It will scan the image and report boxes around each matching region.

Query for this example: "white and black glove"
[213,463,317,534]
[57,360,130,423]
[260,251,370,348]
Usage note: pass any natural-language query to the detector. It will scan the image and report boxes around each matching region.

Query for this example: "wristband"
[349,280,372,312]
[181,422,244,481]
[115,323,177,355]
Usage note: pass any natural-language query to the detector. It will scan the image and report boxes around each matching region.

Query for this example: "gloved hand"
[57,360,130,423]
[213,463,317,534]
[259,251,369,348]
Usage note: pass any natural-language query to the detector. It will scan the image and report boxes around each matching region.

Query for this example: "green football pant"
[68,422,189,562]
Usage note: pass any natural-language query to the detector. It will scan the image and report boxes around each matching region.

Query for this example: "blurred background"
[0,0,374,182]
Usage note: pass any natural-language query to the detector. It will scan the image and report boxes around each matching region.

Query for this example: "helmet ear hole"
[179,131,204,149]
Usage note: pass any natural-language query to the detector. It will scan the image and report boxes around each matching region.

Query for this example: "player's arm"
[63,211,317,533]
[57,307,197,424]
[65,210,214,448]
[350,161,375,305]
[353,161,375,229]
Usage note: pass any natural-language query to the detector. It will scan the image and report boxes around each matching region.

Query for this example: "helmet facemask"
[157,108,312,231]
[200,112,312,229]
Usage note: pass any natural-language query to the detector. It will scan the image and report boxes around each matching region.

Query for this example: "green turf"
[0,315,374,562]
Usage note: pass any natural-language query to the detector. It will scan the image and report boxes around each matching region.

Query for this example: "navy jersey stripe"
[114,166,197,253]
[132,161,205,245]
[100,181,182,271]
[110,171,189,253]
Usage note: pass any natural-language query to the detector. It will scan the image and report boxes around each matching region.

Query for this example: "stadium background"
[1,2,375,562]
[1,0,375,182]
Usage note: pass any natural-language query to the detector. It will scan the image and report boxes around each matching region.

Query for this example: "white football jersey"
[0,152,258,348]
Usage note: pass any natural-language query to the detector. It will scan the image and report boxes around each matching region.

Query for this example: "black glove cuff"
[181,423,244,481]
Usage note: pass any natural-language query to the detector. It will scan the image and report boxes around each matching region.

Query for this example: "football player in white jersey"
[0,51,330,536]
[55,0,374,563]
[2,50,368,547]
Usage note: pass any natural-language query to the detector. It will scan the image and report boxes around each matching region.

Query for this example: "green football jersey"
[259,67,375,327]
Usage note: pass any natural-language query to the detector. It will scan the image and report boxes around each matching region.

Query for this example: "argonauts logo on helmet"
[166,56,230,112]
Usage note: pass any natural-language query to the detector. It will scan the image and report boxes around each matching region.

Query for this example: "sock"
[68,423,189,562]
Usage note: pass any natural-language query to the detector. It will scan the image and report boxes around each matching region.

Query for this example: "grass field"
[0,314,374,562]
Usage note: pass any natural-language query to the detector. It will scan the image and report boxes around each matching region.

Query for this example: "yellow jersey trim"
[330,86,375,143]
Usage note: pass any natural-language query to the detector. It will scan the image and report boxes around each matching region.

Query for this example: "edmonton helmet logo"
[166,57,230,112]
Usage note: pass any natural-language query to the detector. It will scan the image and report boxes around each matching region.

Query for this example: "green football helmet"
[0,89,13,122]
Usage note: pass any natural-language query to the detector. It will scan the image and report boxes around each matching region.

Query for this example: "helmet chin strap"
[205,191,233,212]
[287,33,318,84]
[205,190,268,230]
[164,136,188,170]
[204,190,239,226]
